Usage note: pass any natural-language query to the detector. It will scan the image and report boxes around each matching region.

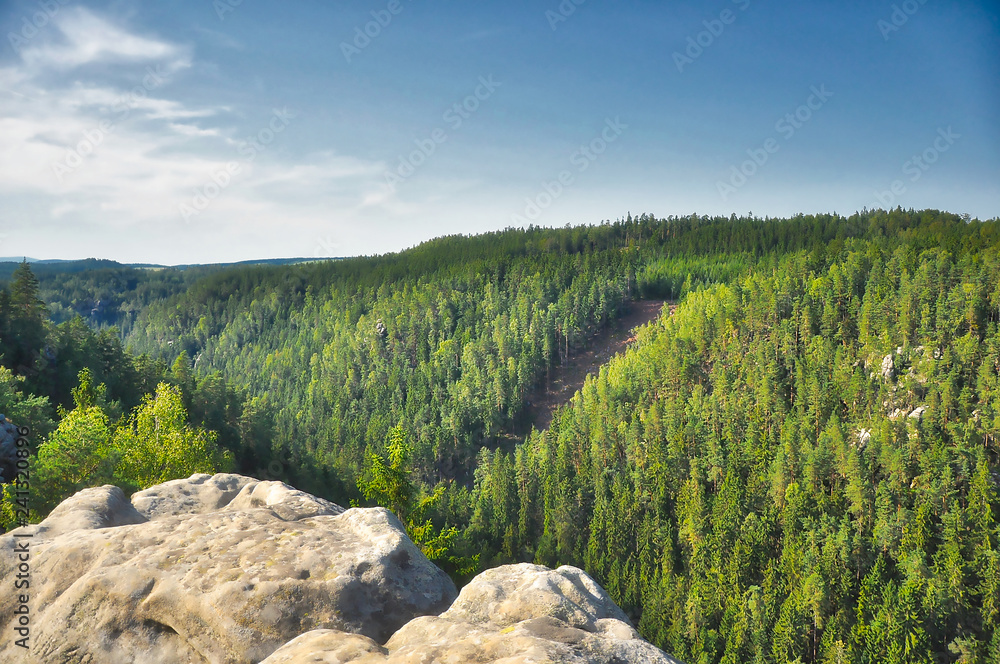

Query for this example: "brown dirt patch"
[512,299,671,435]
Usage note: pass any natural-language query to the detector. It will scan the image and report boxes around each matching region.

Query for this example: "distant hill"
[0,257,337,270]
[0,257,339,288]
[0,258,126,279]
[149,257,342,270]
[0,256,343,328]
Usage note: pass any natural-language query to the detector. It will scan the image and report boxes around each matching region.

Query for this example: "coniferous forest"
[2,208,1000,663]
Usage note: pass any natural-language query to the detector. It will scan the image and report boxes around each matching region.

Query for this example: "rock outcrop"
[0,473,457,663]
[0,473,679,664]
[0,414,20,483]
[262,564,682,663]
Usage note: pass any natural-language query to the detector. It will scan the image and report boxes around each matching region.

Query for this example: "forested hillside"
[0,258,193,328]
[0,261,257,519]
[0,257,324,328]
[2,209,998,662]
[465,214,1000,662]
[125,236,634,494]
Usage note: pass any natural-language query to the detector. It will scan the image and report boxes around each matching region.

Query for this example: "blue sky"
[0,0,997,264]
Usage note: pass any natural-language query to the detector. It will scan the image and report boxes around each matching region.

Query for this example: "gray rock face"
[439,563,633,630]
[0,474,457,663]
[261,564,682,664]
[880,353,895,381]
[0,414,19,483]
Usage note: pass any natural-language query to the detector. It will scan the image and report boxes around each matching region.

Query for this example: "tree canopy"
[2,209,999,662]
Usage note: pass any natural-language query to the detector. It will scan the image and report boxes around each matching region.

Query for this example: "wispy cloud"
[20,8,191,71]
[2,8,561,263]
[0,7,398,260]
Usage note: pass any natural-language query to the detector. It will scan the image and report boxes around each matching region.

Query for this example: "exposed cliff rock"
[262,564,682,663]
[0,473,456,663]
[0,414,19,483]
[0,473,679,664]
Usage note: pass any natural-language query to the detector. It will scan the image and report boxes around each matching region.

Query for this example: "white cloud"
[20,8,190,71]
[0,8,459,263]
[167,123,222,138]
[245,153,384,189]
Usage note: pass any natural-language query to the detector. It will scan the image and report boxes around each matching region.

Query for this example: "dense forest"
[0,256,321,327]
[2,208,998,662]
[0,260,269,517]
[465,217,1000,663]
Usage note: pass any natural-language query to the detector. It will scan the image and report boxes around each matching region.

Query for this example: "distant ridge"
[0,256,340,270]
[150,257,344,269]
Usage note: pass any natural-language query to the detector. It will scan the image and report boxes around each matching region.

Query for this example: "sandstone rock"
[258,630,387,663]
[32,484,146,539]
[440,563,633,630]
[0,474,456,663]
[129,473,345,522]
[225,478,346,521]
[130,472,258,519]
[261,564,682,664]
[879,353,895,381]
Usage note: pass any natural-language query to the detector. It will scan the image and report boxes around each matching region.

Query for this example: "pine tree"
[4,261,47,376]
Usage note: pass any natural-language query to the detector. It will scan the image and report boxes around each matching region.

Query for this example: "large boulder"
[0,473,457,663]
[261,563,682,664]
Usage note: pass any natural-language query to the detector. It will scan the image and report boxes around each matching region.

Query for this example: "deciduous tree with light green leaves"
[113,382,233,491]
[22,372,232,523]
[33,401,115,516]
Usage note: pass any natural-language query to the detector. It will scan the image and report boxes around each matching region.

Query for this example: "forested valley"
[2,208,999,663]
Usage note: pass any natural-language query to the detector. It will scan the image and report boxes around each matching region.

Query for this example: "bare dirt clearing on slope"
[513,299,671,436]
